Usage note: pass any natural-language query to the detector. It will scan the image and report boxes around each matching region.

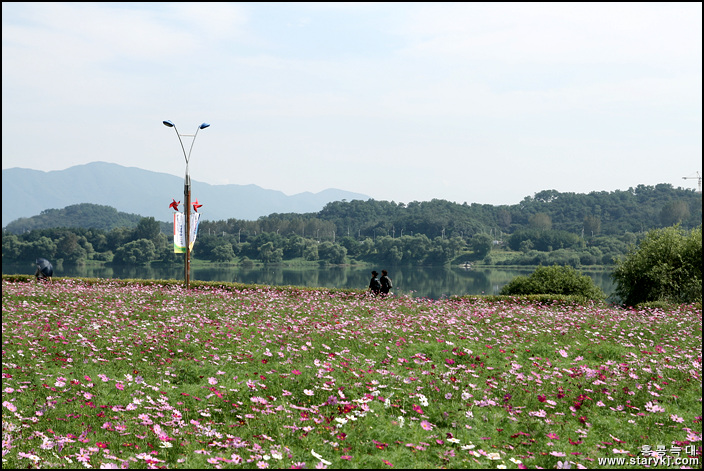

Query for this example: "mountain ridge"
[1,162,370,227]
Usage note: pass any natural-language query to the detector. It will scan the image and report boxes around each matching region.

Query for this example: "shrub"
[499,265,605,301]
[612,225,702,306]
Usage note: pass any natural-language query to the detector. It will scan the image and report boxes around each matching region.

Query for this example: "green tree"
[133,217,161,242]
[496,209,512,230]
[2,234,25,262]
[659,201,690,227]
[318,241,347,264]
[113,239,156,265]
[258,242,283,264]
[212,243,236,262]
[107,227,134,252]
[56,232,88,265]
[583,215,601,236]
[470,233,492,260]
[500,265,605,301]
[529,213,552,231]
[302,243,319,261]
[612,225,702,305]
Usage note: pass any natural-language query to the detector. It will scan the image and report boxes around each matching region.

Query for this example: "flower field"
[2,278,701,469]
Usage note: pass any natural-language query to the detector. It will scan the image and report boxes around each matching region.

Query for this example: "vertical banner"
[189,212,201,250]
[173,213,185,253]
[174,212,201,253]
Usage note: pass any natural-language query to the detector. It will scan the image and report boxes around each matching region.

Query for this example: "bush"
[499,265,605,301]
[612,225,702,306]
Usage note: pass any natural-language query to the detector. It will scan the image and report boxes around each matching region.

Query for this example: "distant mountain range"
[1,162,369,227]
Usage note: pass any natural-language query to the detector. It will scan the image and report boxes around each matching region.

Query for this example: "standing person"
[380,269,393,295]
[369,270,381,295]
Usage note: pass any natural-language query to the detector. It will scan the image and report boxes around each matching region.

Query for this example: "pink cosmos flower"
[420,420,433,431]
[115,382,124,391]
[75,449,91,463]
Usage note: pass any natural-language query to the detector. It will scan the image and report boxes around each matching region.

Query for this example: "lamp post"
[163,120,210,289]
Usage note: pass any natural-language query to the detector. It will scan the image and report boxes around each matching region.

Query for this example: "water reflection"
[2,262,614,300]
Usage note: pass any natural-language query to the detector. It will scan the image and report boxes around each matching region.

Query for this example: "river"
[3,262,615,300]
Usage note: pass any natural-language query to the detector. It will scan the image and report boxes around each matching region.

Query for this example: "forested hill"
[3,184,701,239]
[4,204,145,233]
[203,183,701,239]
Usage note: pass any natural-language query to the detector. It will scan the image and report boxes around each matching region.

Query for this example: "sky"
[2,2,702,206]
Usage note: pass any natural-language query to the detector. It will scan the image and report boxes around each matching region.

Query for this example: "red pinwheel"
[169,199,180,211]
[192,199,203,212]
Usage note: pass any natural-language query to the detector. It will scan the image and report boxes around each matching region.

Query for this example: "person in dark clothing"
[369,270,381,295]
[35,258,53,283]
[379,269,392,295]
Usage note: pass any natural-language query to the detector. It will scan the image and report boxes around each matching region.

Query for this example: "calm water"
[3,262,615,300]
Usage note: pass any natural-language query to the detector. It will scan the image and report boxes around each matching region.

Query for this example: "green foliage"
[211,243,236,262]
[318,241,347,264]
[56,232,89,265]
[460,293,602,306]
[3,184,701,268]
[132,216,161,242]
[112,239,156,265]
[258,241,283,264]
[659,200,691,226]
[507,228,582,252]
[500,265,606,301]
[470,233,492,260]
[529,212,552,230]
[612,225,702,306]
[4,203,145,233]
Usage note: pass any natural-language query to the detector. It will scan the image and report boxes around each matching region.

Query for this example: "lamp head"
[199,123,210,129]
[163,120,175,127]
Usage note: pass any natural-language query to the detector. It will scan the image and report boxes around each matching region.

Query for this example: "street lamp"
[163,120,210,289]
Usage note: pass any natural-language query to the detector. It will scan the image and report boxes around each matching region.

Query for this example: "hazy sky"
[2,2,702,205]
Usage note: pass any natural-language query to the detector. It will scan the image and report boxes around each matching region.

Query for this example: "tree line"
[2,184,700,267]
